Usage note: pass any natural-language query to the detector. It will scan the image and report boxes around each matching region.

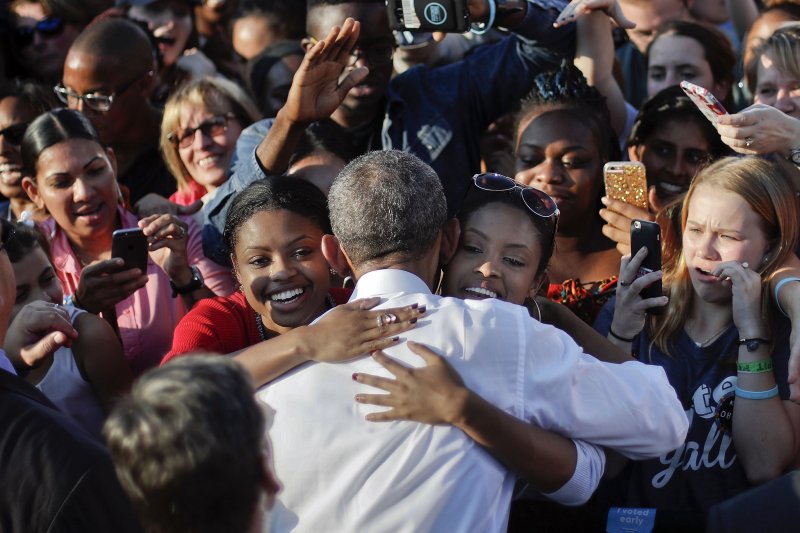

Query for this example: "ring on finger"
[176,226,187,238]
[376,313,398,328]
[619,280,631,287]
[745,136,754,148]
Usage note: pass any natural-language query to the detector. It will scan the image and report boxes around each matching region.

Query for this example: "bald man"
[60,17,175,204]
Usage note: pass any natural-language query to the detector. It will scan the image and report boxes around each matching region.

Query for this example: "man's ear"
[21,177,44,210]
[322,234,352,276]
[300,37,315,53]
[439,218,460,266]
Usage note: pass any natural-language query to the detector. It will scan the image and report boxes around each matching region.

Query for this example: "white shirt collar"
[350,269,432,302]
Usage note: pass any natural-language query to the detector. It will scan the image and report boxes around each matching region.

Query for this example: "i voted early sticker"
[606,507,656,533]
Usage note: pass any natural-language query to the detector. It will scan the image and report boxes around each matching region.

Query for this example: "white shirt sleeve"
[541,439,606,506]
[521,318,689,460]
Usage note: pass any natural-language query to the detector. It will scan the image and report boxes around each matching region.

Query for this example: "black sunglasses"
[0,219,15,254]
[0,122,28,146]
[167,113,236,149]
[12,16,65,48]
[471,173,560,219]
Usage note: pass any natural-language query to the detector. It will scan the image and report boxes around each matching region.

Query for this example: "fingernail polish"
[409,317,417,324]
[411,303,418,309]
[352,373,358,381]
[418,306,426,314]
[392,336,399,342]
[355,395,363,403]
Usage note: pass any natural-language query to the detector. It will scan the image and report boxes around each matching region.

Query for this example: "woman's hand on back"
[304,298,425,362]
[74,258,149,314]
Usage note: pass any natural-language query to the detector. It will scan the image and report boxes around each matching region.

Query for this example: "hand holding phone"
[630,220,664,315]
[680,81,728,125]
[112,228,148,273]
[603,161,648,211]
[387,0,469,32]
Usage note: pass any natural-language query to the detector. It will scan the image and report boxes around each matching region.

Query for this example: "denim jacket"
[203,1,574,265]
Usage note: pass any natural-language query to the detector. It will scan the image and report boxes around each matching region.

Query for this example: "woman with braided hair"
[513,63,622,324]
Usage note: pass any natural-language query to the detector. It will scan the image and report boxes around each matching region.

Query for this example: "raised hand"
[609,247,668,341]
[555,0,635,28]
[4,301,78,370]
[712,260,765,338]
[282,18,369,125]
[715,103,800,156]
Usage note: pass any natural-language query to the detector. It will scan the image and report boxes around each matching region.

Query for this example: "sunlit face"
[689,0,728,25]
[754,52,800,120]
[176,103,242,191]
[11,2,81,82]
[307,3,394,122]
[514,109,602,230]
[743,11,795,72]
[232,210,331,334]
[683,185,771,305]
[647,34,717,99]
[620,0,689,53]
[443,202,545,305]
[0,97,37,200]
[630,118,712,202]
[10,247,63,321]
[232,14,274,60]
[23,139,118,242]
[128,0,193,68]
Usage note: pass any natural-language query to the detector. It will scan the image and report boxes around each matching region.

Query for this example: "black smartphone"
[630,219,664,315]
[386,0,469,33]
[112,228,148,273]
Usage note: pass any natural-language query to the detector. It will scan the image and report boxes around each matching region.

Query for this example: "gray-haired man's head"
[328,150,447,267]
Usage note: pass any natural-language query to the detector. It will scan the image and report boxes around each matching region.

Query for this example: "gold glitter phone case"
[603,162,648,210]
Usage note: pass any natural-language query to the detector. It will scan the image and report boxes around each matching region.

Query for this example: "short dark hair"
[223,176,332,254]
[0,78,58,116]
[4,221,50,264]
[103,356,269,533]
[239,0,307,40]
[288,119,356,168]
[20,108,100,178]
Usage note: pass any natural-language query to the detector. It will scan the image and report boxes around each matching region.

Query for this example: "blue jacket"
[203,1,574,265]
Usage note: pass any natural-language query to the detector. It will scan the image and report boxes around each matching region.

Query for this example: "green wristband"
[736,359,774,374]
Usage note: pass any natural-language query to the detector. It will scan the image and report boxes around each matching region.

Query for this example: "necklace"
[254,294,337,341]
[687,321,732,348]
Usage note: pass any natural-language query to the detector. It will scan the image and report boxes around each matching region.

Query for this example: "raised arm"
[771,254,800,403]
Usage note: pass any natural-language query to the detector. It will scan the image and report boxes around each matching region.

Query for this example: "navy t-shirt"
[593,297,792,513]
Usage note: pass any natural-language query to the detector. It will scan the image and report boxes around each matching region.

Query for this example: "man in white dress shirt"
[258,150,688,532]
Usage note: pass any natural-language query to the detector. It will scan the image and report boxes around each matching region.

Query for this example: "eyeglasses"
[471,173,560,219]
[53,70,153,113]
[0,122,29,146]
[308,37,394,67]
[0,218,15,255]
[167,113,236,149]
[12,16,65,48]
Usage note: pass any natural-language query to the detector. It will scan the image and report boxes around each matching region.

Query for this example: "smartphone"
[680,81,728,125]
[112,228,148,273]
[603,161,648,211]
[630,220,663,314]
[386,0,469,33]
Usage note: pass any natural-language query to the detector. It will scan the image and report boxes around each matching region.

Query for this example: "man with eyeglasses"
[202,0,576,265]
[59,17,176,206]
[0,218,144,533]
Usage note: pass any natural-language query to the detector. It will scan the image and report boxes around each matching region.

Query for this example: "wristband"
[470,0,496,35]
[774,277,800,316]
[608,326,636,343]
[735,385,779,400]
[64,293,82,310]
[736,359,773,373]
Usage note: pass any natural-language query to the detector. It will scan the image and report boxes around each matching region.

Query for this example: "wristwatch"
[170,265,204,297]
[737,337,770,352]
[789,148,800,166]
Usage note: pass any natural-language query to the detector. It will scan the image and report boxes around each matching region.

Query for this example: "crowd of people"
[2,0,800,531]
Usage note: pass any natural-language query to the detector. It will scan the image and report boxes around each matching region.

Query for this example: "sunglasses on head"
[0,122,29,146]
[12,16,65,48]
[471,173,560,219]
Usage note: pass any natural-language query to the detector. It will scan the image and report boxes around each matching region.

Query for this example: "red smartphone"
[680,81,727,124]
[112,228,148,273]
[630,219,664,315]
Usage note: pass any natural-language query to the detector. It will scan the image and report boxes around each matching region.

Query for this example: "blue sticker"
[606,508,656,533]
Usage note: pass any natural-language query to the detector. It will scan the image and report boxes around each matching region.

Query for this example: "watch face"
[791,150,800,165]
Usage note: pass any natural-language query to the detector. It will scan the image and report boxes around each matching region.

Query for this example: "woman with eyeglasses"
[19,108,235,376]
[8,0,109,84]
[160,76,260,207]
[0,79,56,223]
